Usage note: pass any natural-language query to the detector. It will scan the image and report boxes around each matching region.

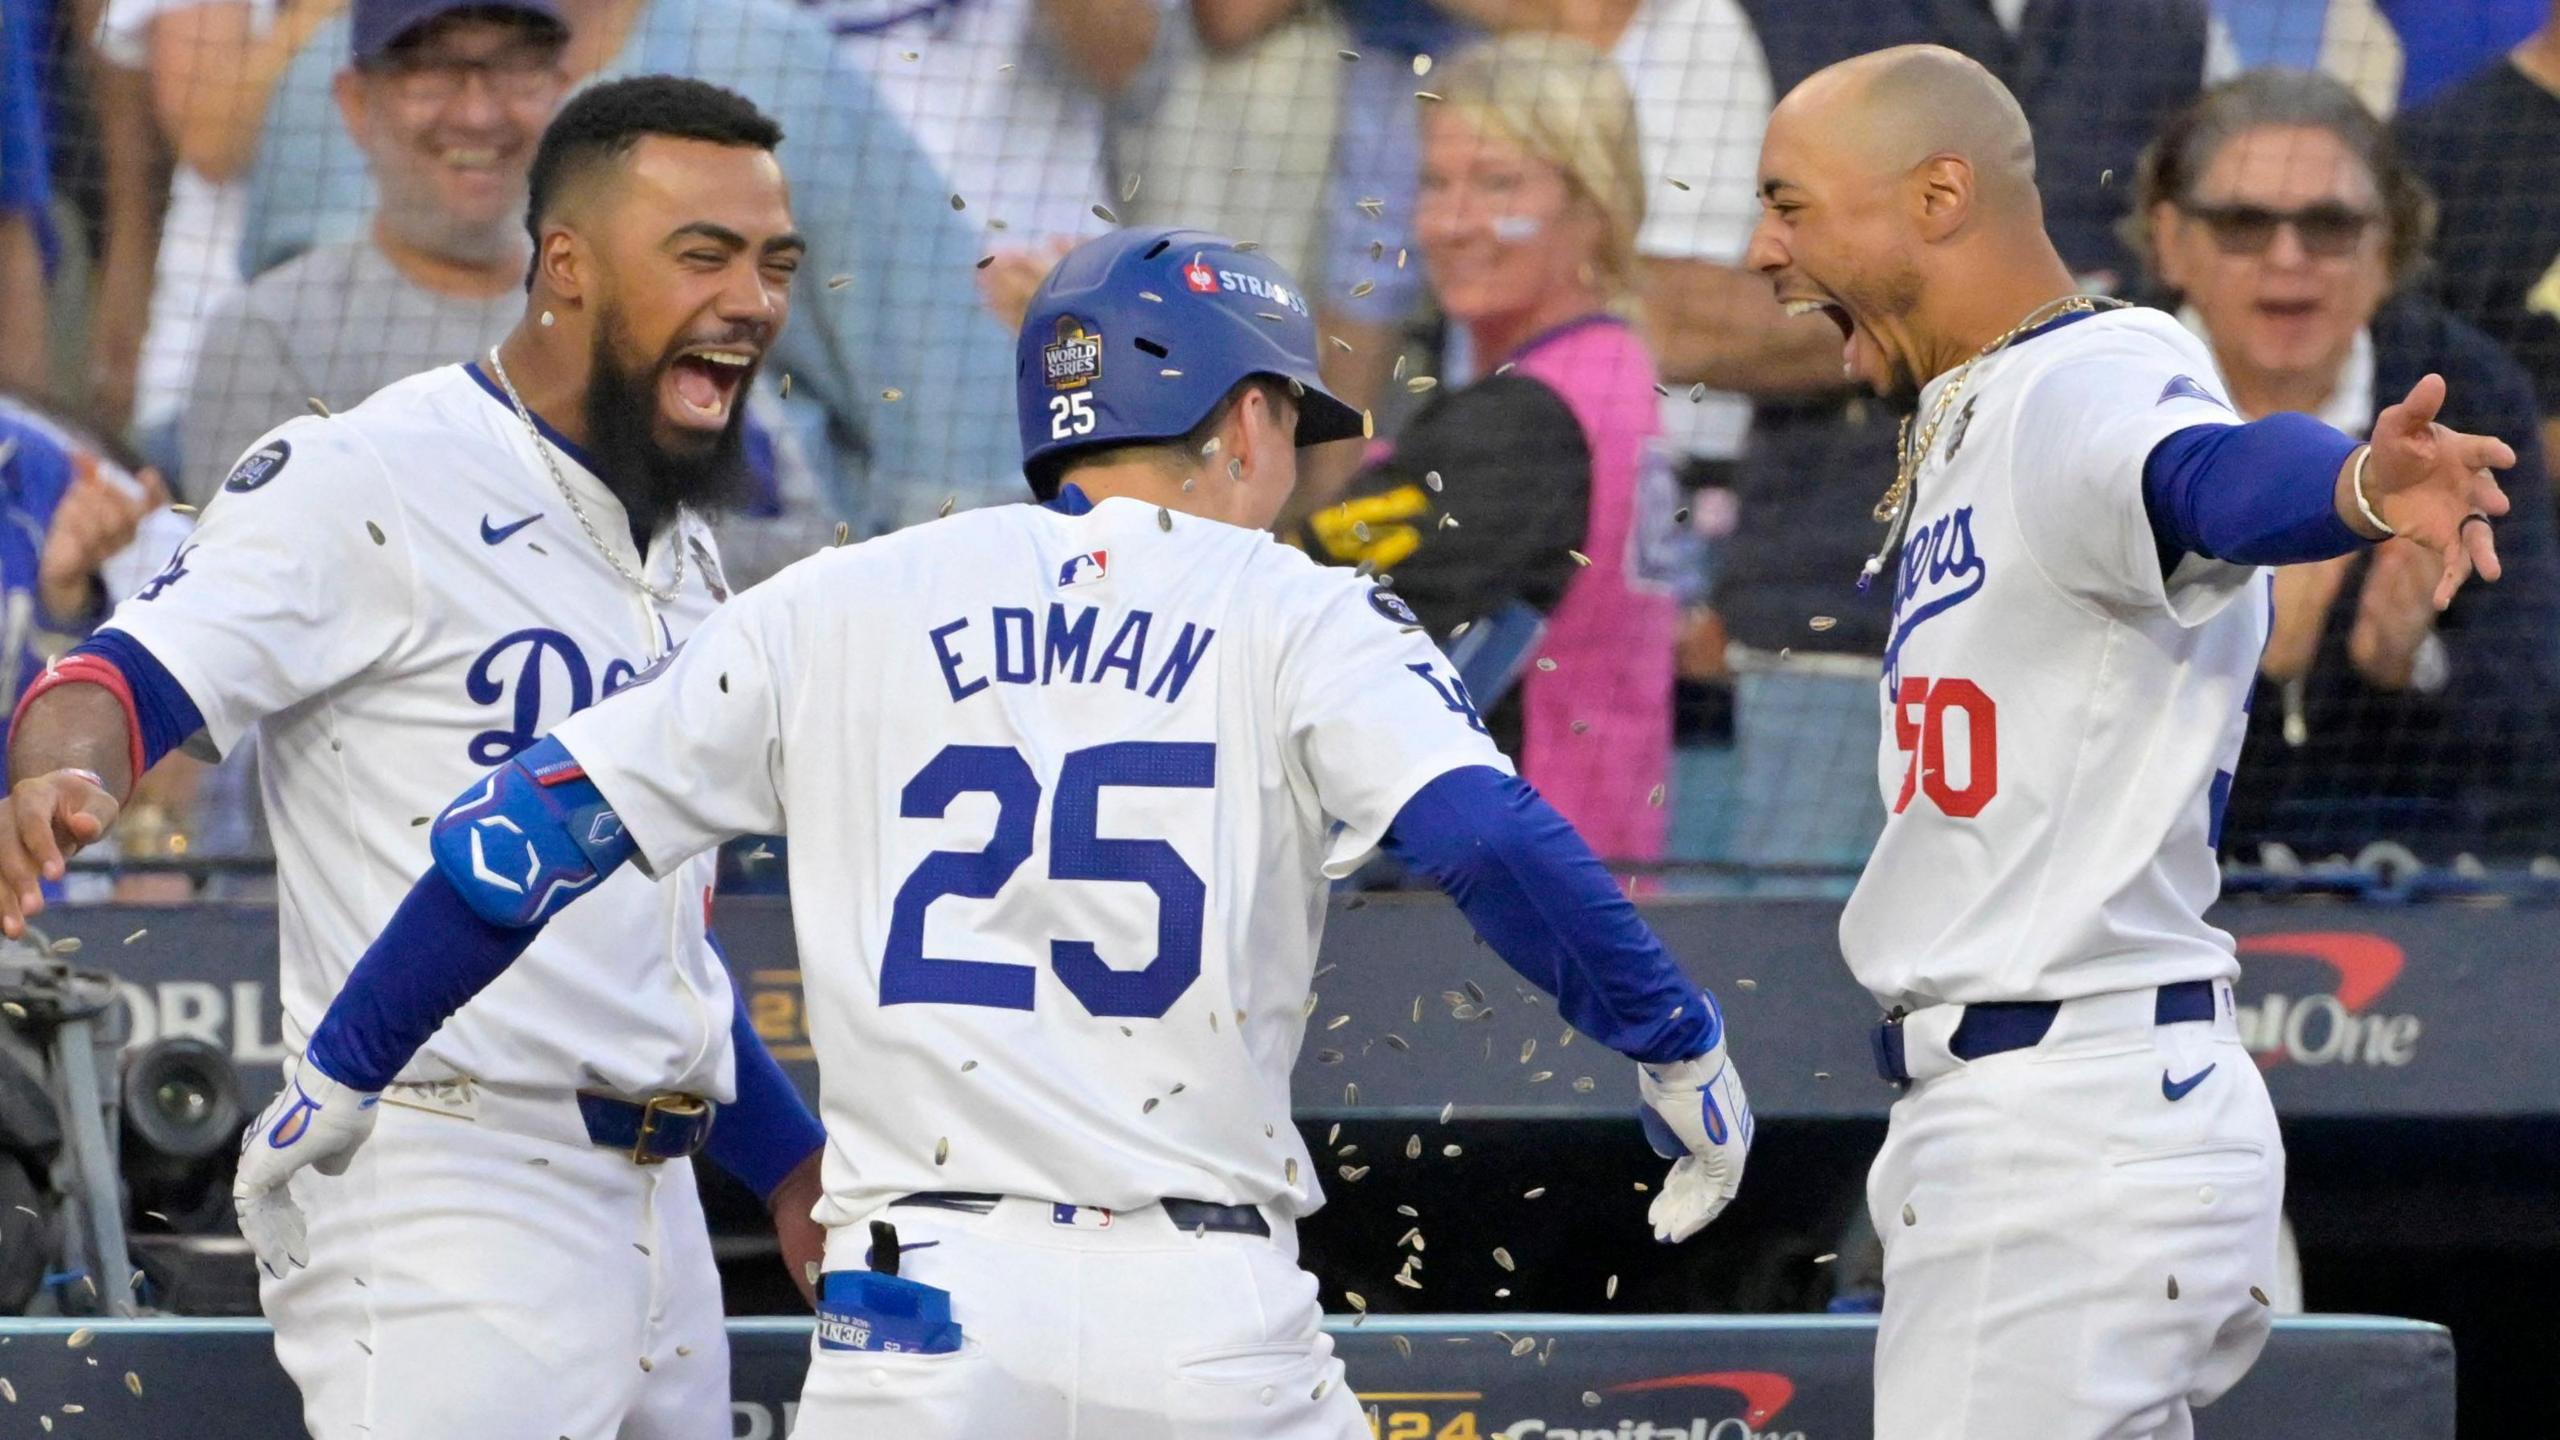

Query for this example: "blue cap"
[352,0,566,61]
[1017,226,1364,495]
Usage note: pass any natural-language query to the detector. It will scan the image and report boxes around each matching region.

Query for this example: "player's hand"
[769,1148,827,1309]
[234,1055,381,1277]
[1635,1033,1753,1243]
[0,769,121,938]
[2358,373,2515,609]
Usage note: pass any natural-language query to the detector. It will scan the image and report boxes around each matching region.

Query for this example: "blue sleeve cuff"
[306,866,539,1092]
[1381,766,1714,1064]
[70,631,206,768]
[702,935,826,1204]
[2142,415,2366,570]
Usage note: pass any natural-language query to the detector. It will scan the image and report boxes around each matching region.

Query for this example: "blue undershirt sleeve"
[69,631,206,768]
[701,934,827,1204]
[1380,766,1715,1065]
[302,867,537,1093]
[2141,414,2366,571]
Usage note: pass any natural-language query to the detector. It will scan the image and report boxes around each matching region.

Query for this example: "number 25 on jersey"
[1893,677,1998,817]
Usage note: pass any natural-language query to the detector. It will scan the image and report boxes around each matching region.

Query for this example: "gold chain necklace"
[1858,294,2126,589]
[487,345,686,605]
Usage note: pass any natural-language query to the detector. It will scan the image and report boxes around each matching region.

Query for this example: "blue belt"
[895,1191,1271,1237]
[577,1091,717,1164]
[1871,979,2219,1085]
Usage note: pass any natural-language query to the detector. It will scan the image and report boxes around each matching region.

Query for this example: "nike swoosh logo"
[2162,1063,2218,1102]
[480,513,543,545]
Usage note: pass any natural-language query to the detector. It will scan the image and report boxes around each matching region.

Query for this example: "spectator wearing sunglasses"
[2130,67,2560,864]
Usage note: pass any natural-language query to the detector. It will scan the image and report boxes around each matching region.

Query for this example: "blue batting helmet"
[1016,226,1365,496]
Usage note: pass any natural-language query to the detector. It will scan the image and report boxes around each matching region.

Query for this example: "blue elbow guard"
[429,736,637,928]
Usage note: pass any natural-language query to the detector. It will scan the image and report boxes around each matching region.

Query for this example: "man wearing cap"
[214,223,1756,1437]
[178,0,572,508]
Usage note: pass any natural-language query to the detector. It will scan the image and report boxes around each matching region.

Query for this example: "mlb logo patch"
[1051,1204,1113,1229]
[1058,550,1109,589]
[1183,260,1218,294]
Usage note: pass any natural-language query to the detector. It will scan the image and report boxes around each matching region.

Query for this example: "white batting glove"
[1636,1034,1754,1243]
[234,1055,380,1276]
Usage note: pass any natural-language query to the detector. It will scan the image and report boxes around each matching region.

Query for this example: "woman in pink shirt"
[1304,33,1682,861]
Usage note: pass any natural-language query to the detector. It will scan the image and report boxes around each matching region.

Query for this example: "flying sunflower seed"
[47,937,77,955]
[1528,1070,1553,1083]
[938,494,957,518]
[1584,1391,1603,1408]
[1140,290,1163,302]
[1437,514,1460,529]
[1093,204,1118,224]
[172,503,197,515]
[949,193,966,210]
[1122,173,1141,202]
[1809,615,1838,631]
[1902,1203,1917,1226]
[1362,409,1375,438]
[834,521,851,546]
[366,521,386,546]
[124,1373,141,1396]
[1351,280,1376,298]
[1330,335,1355,353]
[1648,784,1667,808]
[2167,1275,2181,1300]
[1339,1165,1370,1181]
[306,397,332,417]
[1523,1187,1545,1199]
[961,1059,977,1072]
[1286,1158,1301,1186]
[1157,506,1172,531]
[826,274,853,290]
[1315,1049,1343,1063]
[1398,248,1409,269]
[1344,1081,1361,1104]
[1143,1097,1159,1114]
[1416,90,1442,102]
[2250,1286,2271,1307]
[1346,1291,1367,1311]
[1412,52,1433,75]
[1573,1076,1595,1092]
[1443,1143,1462,1157]
[1159,367,1183,378]
[1511,1336,1536,1356]
[1567,549,1590,566]
[1393,1335,1414,1360]
[935,1136,950,1165]
[1439,1101,1455,1124]
[1406,1134,1424,1159]
[1668,177,1691,191]
[1356,197,1386,218]
[1690,382,1707,402]
[1813,1253,1838,1265]
[1492,1247,1515,1271]
[1535,657,1557,672]
[1519,1038,1536,1063]
[1384,1033,1410,1051]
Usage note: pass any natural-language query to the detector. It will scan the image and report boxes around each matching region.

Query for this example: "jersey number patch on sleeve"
[880,740,1213,1018]
[1892,676,1998,817]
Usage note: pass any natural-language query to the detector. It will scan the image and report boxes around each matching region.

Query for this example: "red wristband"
[10,654,144,803]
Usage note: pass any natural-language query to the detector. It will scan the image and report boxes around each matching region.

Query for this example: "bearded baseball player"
[1746,47,2513,1440]
[0,75,830,1438]
[224,223,1755,1438]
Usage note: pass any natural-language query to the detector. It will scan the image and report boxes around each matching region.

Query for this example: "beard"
[580,304,759,545]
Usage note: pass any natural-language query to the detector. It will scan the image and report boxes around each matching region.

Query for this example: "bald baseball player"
[1748,46,2512,1440]
[0,75,828,1438]
[227,223,1755,1439]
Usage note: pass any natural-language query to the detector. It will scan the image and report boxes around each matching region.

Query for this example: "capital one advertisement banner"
[0,1315,2452,1438]
[58,896,2558,1121]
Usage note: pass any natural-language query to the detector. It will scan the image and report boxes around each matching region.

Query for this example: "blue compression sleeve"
[305,867,538,1091]
[2142,415,2366,568]
[70,631,205,768]
[1381,766,1715,1064]
[702,935,826,1203]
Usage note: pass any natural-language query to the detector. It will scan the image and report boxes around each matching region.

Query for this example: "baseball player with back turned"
[1745,47,2514,1440]
[227,222,1758,1439]
[0,74,830,1438]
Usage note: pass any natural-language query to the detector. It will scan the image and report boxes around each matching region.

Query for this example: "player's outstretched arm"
[1379,766,1752,1242]
[0,632,209,935]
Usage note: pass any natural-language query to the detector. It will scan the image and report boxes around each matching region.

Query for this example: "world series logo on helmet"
[1044,317,1103,391]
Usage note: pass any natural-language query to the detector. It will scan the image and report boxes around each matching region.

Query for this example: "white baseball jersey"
[550,494,1511,1226]
[103,363,737,1099]
[1838,308,2272,1011]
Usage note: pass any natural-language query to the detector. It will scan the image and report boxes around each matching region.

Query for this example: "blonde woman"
[1306,32,1683,863]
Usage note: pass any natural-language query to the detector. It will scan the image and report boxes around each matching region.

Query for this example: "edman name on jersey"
[926,603,1216,706]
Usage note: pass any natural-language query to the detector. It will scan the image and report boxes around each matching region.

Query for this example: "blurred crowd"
[4,0,2560,891]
